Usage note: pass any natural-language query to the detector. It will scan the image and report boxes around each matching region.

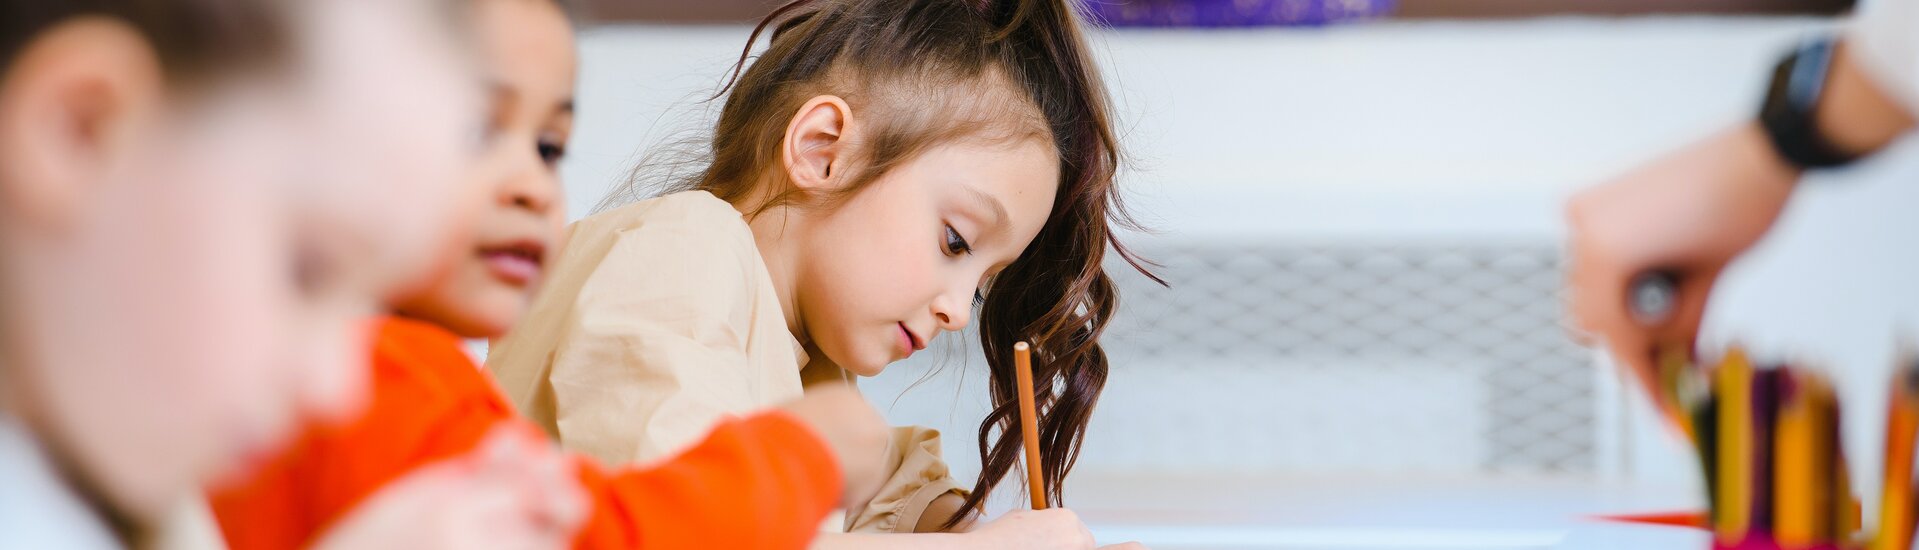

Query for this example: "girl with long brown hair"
[487,0,1153,547]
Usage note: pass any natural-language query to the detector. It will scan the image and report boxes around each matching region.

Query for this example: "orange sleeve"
[212,317,844,550]
[570,410,843,550]
[210,317,509,550]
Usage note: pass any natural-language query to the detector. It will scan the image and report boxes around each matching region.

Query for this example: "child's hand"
[309,425,587,550]
[778,383,889,507]
[964,508,1148,549]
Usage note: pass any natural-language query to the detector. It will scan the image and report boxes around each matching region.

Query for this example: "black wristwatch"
[1758,34,1861,169]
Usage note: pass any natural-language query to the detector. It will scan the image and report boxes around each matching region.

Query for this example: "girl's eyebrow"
[483,78,510,98]
[482,79,517,114]
[964,186,1010,238]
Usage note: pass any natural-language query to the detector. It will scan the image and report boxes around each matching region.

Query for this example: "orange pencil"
[1014,341,1047,510]
[1872,366,1919,550]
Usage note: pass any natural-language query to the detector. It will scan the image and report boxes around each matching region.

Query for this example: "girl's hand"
[310,425,586,550]
[963,508,1147,549]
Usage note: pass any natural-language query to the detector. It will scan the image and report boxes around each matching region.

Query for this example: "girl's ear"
[779,94,854,196]
[0,18,162,234]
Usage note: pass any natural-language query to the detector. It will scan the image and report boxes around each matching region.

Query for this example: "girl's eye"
[536,138,566,166]
[943,225,973,256]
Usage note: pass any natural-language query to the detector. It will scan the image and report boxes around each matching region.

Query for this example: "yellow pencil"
[1837,449,1861,546]
[1775,372,1830,546]
[1717,350,1754,542]
[1658,347,1696,439]
[1014,342,1047,510]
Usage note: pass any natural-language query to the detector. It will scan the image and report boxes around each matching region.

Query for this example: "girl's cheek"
[871,230,928,297]
[891,227,947,306]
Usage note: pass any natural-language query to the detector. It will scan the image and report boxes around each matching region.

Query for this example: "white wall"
[563,17,1832,240]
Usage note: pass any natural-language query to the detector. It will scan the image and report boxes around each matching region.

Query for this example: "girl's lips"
[897,323,923,357]
[478,240,545,286]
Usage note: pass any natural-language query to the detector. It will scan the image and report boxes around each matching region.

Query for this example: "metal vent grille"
[1091,242,1594,474]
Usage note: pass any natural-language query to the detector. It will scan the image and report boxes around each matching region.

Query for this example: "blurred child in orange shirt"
[207,1,887,548]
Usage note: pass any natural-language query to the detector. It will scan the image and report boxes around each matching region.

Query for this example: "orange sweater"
[209,316,841,549]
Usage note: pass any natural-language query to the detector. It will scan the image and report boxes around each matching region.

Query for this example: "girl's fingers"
[526,447,588,530]
[469,424,588,533]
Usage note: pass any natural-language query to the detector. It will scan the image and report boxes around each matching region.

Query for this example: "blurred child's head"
[0,0,482,524]
[637,0,1155,522]
[393,0,575,339]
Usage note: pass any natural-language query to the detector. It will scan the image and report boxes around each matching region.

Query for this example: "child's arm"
[573,385,888,549]
[308,427,585,550]
[811,509,1146,550]
[840,425,971,533]
[573,411,839,548]
[211,318,882,550]
[915,493,975,532]
[528,215,800,466]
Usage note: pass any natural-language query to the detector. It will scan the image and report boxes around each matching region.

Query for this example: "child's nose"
[493,139,560,215]
[932,292,971,332]
[500,173,557,216]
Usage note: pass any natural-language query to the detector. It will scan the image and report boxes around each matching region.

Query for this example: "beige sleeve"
[544,227,768,465]
[842,426,970,533]
[1851,0,1919,116]
[150,496,226,550]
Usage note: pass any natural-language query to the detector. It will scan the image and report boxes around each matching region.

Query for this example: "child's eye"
[943,225,972,256]
[972,289,986,309]
[537,137,566,166]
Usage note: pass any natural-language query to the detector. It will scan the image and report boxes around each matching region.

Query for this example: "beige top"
[486,190,965,533]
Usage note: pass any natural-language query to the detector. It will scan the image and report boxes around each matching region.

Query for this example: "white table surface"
[1066,474,1707,549]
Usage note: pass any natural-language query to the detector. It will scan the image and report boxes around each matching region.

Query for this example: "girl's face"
[791,138,1058,376]
[0,0,481,518]
[394,0,575,339]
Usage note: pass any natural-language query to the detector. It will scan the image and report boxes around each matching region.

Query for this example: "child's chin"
[844,356,889,377]
[462,290,532,334]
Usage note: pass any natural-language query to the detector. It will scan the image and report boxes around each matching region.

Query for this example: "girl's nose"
[932,288,973,332]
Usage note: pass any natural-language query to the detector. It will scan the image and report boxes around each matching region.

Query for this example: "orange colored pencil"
[1873,371,1919,550]
[1014,341,1046,510]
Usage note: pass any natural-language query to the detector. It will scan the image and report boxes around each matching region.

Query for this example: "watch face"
[1759,34,1855,169]
[1785,37,1836,111]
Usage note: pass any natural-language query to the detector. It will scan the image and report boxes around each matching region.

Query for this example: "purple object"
[1079,0,1396,28]
[1748,368,1783,533]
